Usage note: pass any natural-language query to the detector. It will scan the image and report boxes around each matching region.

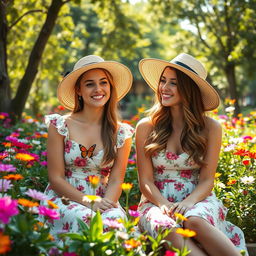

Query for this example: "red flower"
[180,170,192,179]
[129,205,138,211]
[74,157,87,167]
[230,233,240,246]
[218,207,225,221]
[242,159,250,165]
[165,251,176,256]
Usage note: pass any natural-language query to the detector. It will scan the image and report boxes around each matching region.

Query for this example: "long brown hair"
[74,68,119,165]
[145,67,207,166]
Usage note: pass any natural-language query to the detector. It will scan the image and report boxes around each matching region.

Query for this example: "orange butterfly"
[79,144,96,158]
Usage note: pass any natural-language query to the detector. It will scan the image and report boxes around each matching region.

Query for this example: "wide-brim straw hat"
[139,53,220,111]
[58,55,133,110]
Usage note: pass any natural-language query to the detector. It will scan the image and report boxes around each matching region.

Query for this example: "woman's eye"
[85,83,93,87]
[160,79,166,84]
[170,82,177,86]
[101,81,108,85]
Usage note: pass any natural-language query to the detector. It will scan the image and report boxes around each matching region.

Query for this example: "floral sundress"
[42,114,134,240]
[138,150,248,255]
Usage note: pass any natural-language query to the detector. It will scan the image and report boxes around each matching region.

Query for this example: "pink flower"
[128,210,140,218]
[166,152,179,160]
[103,218,124,229]
[174,182,184,191]
[0,179,13,192]
[65,140,72,153]
[76,185,85,191]
[25,189,48,201]
[74,157,87,167]
[218,207,225,221]
[156,165,165,174]
[180,170,192,179]
[230,233,240,246]
[0,196,19,224]
[168,197,175,203]
[100,167,110,177]
[206,215,215,226]
[40,161,47,166]
[165,251,176,256]
[154,181,165,190]
[0,164,16,172]
[38,206,60,220]
[63,252,78,256]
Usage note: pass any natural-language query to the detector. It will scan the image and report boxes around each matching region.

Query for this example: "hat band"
[80,61,100,68]
[172,61,198,75]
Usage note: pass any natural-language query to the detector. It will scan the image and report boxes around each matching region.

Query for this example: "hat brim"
[57,61,133,110]
[139,58,219,111]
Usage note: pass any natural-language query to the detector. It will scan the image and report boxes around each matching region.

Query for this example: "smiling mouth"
[91,95,105,100]
[162,94,173,99]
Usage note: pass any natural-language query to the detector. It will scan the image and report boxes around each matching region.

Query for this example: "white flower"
[32,140,40,145]
[224,144,236,152]
[240,176,255,185]
[217,182,226,188]
[225,106,235,112]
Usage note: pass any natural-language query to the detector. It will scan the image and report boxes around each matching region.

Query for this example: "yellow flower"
[16,153,35,162]
[88,175,100,189]
[47,200,59,209]
[174,213,188,222]
[215,172,221,178]
[121,183,133,193]
[0,115,5,119]
[124,238,141,251]
[0,232,11,254]
[47,234,55,241]
[176,228,196,238]
[83,195,101,203]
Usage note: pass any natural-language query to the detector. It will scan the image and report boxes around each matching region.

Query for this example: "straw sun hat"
[57,55,133,110]
[139,53,220,111]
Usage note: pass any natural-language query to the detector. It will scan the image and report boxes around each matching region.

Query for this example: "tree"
[148,0,256,115]
[0,0,73,119]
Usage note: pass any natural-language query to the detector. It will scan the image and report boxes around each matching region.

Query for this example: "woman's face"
[77,68,111,109]
[158,67,181,107]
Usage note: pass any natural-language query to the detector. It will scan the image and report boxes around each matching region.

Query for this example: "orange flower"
[15,153,35,162]
[33,222,44,231]
[176,228,196,238]
[227,179,237,185]
[124,238,141,251]
[18,198,39,207]
[121,183,133,193]
[3,174,24,180]
[0,232,11,254]
[2,142,12,148]
[47,234,55,241]
[88,175,100,189]
[47,200,59,209]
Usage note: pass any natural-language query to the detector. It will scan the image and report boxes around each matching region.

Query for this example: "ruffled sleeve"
[116,122,135,148]
[44,114,68,137]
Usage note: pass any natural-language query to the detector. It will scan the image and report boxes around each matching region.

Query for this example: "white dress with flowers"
[42,114,134,240]
[138,150,248,254]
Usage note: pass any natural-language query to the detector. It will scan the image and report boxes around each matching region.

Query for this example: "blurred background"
[0,0,256,120]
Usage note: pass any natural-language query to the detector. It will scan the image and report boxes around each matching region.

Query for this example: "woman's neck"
[170,105,184,130]
[72,107,104,125]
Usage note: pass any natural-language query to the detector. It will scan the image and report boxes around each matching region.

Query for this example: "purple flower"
[41,151,47,156]
[0,179,13,192]
[0,196,19,224]
[128,209,140,218]
[0,164,16,172]
[25,189,48,201]
[103,218,124,229]
[48,247,61,256]
[38,206,60,220]
[63,253,78,256]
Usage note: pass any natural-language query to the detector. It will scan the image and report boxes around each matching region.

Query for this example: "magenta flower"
[166,152,179,160]
[74,157,87,167]
[0,164,16,172]
[0,179,13,192]
[25,189,48,201]
[41,151,47,156]
[128,209,140,218]
[0,196,19,224]
[40,161,48,166]
[63,253,78,256]
[38,206,60,220]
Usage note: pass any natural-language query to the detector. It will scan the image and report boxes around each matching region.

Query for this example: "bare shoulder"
[205,116,222,136]
[136,117,153,132]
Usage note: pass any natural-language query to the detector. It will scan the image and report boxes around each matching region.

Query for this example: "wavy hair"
[145,67,207,166]
[74,68,119,165]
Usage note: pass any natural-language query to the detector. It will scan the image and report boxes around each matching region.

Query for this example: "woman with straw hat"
[42,55,134,242]
[136,53,248,255]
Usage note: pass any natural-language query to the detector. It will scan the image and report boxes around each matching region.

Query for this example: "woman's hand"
[92,198,118,213]
[168,200,195,217]
[160,202,174,215]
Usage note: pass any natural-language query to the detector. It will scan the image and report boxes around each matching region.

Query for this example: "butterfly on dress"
[79,144,96,158]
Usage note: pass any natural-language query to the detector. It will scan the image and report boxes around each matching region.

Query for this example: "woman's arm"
[136,118,171,213]
[104,136,132,203]
[47,124,91,207]
[171,118,222,215]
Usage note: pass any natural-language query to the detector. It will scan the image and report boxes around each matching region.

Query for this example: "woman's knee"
[184,216,206,231]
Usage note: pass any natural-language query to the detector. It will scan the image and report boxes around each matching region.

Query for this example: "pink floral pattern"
[138,150,248,254]
[41,114,134,243]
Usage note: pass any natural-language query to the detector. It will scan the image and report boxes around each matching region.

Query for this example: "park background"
[0,0,255,255]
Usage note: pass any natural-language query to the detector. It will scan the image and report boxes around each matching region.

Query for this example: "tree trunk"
[0,0,11,113]
[11,0,66,119]
[224,62,240,115]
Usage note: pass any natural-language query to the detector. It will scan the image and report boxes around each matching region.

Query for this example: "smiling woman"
[39,55,134,244]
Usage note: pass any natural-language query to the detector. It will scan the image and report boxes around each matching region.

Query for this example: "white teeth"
[162,94,172,98]
[92,95,104,99]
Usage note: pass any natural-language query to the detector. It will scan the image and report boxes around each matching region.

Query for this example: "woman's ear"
[75,86,81,96]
